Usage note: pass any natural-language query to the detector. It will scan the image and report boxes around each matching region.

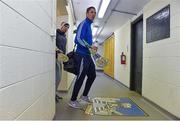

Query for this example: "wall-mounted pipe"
[112,9,137,16]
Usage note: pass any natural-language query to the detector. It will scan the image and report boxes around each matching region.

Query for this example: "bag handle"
[73,44,77,52]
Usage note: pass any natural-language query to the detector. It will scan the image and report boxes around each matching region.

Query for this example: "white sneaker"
[68,100,82,109]
[80,96,92,103]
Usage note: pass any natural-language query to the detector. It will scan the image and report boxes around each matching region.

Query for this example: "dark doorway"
[130,15,143,95]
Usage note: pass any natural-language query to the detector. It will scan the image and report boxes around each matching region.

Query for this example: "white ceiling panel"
[72,0,101,24]
[115,0,150,14]
[72,0,150,43]
[97,12,132,43]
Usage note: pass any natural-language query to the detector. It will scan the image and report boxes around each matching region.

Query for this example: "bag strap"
[73,40,90,52]
[82,40,91,49]
[73,44,77,52]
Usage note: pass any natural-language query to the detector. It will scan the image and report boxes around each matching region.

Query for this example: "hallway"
[54,72,171,120]
[1,0,180,120]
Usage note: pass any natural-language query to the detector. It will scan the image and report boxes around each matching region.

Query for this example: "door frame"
[130,15,143,94]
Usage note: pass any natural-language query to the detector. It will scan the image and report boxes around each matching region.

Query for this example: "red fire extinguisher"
[121,52,126,64]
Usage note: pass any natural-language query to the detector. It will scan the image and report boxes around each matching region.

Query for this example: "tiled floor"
[54,72,172,120]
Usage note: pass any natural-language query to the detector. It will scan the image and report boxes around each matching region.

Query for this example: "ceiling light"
[98,0,111,18]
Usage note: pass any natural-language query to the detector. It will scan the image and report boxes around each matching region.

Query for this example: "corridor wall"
[142,0,180,118]
[114,0,180,118]
[0,0,56,120]
[114,22,131,87]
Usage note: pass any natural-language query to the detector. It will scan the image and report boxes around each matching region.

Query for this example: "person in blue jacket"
[68,6,98,108]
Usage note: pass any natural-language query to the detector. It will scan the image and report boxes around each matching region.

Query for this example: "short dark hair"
[64,23,69,27]
[86,6,96,13]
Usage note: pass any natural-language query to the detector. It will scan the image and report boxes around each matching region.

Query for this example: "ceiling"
[71,0,150,44]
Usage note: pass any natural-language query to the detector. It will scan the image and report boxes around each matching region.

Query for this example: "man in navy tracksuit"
[69,6,97,108]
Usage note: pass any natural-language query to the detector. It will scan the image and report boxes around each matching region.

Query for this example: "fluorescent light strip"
[98,0,111,18]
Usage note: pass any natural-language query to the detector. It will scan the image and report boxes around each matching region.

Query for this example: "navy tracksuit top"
[74,18,93,56]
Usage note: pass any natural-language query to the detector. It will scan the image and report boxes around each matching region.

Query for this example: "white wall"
[142,0,180,118]
[114,22,131,87]
[0,0,56,120]
[114,0,180,118]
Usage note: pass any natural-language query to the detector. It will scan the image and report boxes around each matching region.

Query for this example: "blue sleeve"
[75,21,87,47]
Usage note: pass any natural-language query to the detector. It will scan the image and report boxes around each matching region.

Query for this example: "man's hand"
[56,48,63,54]
[91,46,98,54]
[91,46,98,51]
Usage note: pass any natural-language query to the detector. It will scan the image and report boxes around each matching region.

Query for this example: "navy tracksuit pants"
[71,54,96,101]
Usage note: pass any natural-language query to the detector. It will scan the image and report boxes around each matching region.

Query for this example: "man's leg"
[56,60,61,90]
[55,60,63,101]
[83,57,96,96]
[71,57,89,101]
